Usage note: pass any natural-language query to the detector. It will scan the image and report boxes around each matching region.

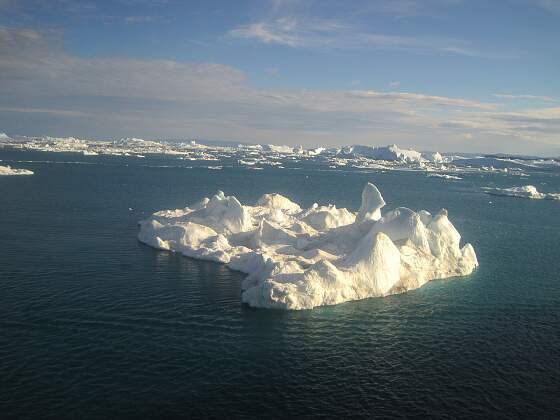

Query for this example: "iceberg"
[421,151,444,163]
[139,183,478,310]
[342,144,425,163]
[482,185,560,200]
[0,165,34,176]
[261,144,294,154]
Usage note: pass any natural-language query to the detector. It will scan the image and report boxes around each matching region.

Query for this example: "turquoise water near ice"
[1,150,559,418]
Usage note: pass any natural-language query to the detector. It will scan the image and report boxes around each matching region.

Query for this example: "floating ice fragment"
[0,165,33,176]
[427,173,462,180]
[482,185,560,200]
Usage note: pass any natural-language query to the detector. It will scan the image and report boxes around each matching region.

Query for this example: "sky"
[1,0,559,155]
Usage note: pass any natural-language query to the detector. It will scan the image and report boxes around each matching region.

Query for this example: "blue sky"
[1,0,559,154]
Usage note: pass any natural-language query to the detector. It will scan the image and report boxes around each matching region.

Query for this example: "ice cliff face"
[138,183,478,310]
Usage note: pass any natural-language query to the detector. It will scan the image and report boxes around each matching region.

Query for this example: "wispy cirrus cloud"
[228,17,504,57]
[264,0,464,19]
[535,0,560,13]
[0,106,88,117]
[494,93,559,103]
[2,0,166,25]
[352,90,497,110]
[350,0,464,17]
[124,15,160,24]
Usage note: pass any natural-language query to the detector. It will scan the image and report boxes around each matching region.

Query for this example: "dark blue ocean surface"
[1,150,559,419]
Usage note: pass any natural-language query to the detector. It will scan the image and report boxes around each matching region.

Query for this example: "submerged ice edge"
[138,183,478,310]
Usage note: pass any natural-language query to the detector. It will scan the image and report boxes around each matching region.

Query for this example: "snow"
[138,182,478,310]
[421,151,444,163]
[482,185,560,200]
[0,165,34,176]
[306,147,326,156]
[357,182,385,222]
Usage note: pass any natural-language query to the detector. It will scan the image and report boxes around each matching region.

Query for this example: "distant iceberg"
[482,185,560,200]
[340,144,443,164]
[0,165,34,176]
[139,183,478,310]
[261,144,294,154]
[341,144,422,163]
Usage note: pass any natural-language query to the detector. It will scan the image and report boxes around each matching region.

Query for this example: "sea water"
[1,149,559,418]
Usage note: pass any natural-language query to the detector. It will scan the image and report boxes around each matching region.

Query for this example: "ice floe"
[0,165,34,176]
[138,183,478,310]
[428,173,462,180]
[482,185,560,200]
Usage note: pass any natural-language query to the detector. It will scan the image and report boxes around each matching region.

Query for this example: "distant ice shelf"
[482,185,560,200]
[138,183,478,310]
[0,165,33,176]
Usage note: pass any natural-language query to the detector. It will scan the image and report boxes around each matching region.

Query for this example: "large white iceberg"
[138,183,478,310]
[482,185,560,200]
[0,165,34,176]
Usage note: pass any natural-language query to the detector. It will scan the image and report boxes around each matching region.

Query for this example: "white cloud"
[228,17,487,56]
[438,108,560,146]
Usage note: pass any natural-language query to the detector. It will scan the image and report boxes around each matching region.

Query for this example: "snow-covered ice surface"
[0,165,33,176]
[138,183,478,310]
[482,185,560,200]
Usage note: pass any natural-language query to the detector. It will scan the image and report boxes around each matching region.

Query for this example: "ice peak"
[357,182,386,222]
